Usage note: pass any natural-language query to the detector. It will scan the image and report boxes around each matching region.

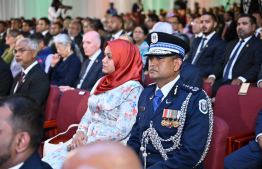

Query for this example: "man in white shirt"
[252,11,262,38]
[104,15,125,45]
[218,11,238,42]
[187,12,226,78]
[205,14,262,96]
[59,31,105,92]
[189,17,203,47]
[0,95,52,169]
[37,18,52,46]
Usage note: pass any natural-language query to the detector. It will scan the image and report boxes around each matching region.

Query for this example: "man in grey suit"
[59,31,105,92]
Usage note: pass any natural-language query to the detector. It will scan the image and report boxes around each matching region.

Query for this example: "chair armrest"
[44,120,58,136]
[233,135,255,151]
[44,120,57,128]
[226,131,255,155]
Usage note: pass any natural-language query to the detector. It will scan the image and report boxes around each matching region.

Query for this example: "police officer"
[127,32,213,169]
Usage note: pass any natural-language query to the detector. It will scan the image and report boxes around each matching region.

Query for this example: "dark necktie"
[15,72,25,93]
[223,40,245,82]
[153,89,163,113]
[192,38,207,65]
[77,59,91,86]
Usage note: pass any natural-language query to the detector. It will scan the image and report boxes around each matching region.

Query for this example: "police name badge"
[151,33,158,43]
[199,99,208,114]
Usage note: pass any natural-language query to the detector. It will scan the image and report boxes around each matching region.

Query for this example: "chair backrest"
[145,75,154,86]
[56,89,90,138]
[213,85,262,135]
[204,116,229,169]
[45,85,60,121]
[202,82,212,98]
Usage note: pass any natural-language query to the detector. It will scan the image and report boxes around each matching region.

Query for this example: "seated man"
[29,33,54,71]
[257,65,262,88]
[224,107,262,169]
[0,57,13,96]
[205,14,262,96]
[62,141,142,169]
[10,38,50,112]
[187,12,226,78]
[0,95,52,169]
[59,31,105,92]
[127,32,213,169]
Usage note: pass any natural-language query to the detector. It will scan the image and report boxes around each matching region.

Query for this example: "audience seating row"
[40,83,262,168]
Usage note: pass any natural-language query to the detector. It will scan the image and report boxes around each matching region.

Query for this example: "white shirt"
[192,31,216,64]
[48,6,65,22]
[111,29,123,40]
[155,75,180,101]
[209,36,252,82]
[9,162,24,169]
[14,61,38,93]
[42,30,49,36]
[126,31,132,36]
[195,32,203,38]
[255,27,262,37]
[76,49,102,89]
[0,30,6,36]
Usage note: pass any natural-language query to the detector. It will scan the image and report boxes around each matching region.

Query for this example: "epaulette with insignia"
[181,84,200,94]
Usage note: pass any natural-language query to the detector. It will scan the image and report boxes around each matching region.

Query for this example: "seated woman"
[1,29,19,66]
[48,34,81,86]
[43,39,144,169]
[133,24,149,70]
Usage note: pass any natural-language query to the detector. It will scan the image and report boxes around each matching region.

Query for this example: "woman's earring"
[68,48,71,53]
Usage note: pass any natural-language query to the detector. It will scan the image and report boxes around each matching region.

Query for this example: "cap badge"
[151,33,158,43]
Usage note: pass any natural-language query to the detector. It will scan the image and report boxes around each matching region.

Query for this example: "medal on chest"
[162,109,180,128]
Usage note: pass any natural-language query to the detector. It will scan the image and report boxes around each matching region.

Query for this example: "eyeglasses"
[191,22,199,25]
[13,49,34,54]
[134,31,144,34]
[169,21,178,25]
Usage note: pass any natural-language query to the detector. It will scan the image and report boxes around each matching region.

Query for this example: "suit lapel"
[236,36,255,62]
[84,52,103,79]
[15,64,38,93]
[198,33,217,56]
[150,79,183,119]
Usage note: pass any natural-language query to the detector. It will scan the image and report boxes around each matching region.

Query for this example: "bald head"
[62,141,142,169]
[82,31,101,57]
[119,34,134,44]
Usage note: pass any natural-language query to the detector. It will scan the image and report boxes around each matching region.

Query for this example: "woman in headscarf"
[43,39,144,169]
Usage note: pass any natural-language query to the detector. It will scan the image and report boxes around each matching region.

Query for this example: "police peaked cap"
[144,32,190,58]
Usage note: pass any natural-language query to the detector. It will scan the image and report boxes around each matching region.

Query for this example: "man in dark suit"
[190,17,203,47]
[218,11,238,42]
[128,32,213,169]
[68,21,82,50]
[0,57,13,96]
[257,65,262,88]
[104,15,125,46]
[10,38,50,111]
[0,95,52,169]
[38,17,52,46]
[68,20,84,61]
[0,21,8,51]
[59,31,105,93]
[125,18,136,38]
[187,12,226,78]
[205,14,262,96]
[252,11,262,38]
[224,107,262,168]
